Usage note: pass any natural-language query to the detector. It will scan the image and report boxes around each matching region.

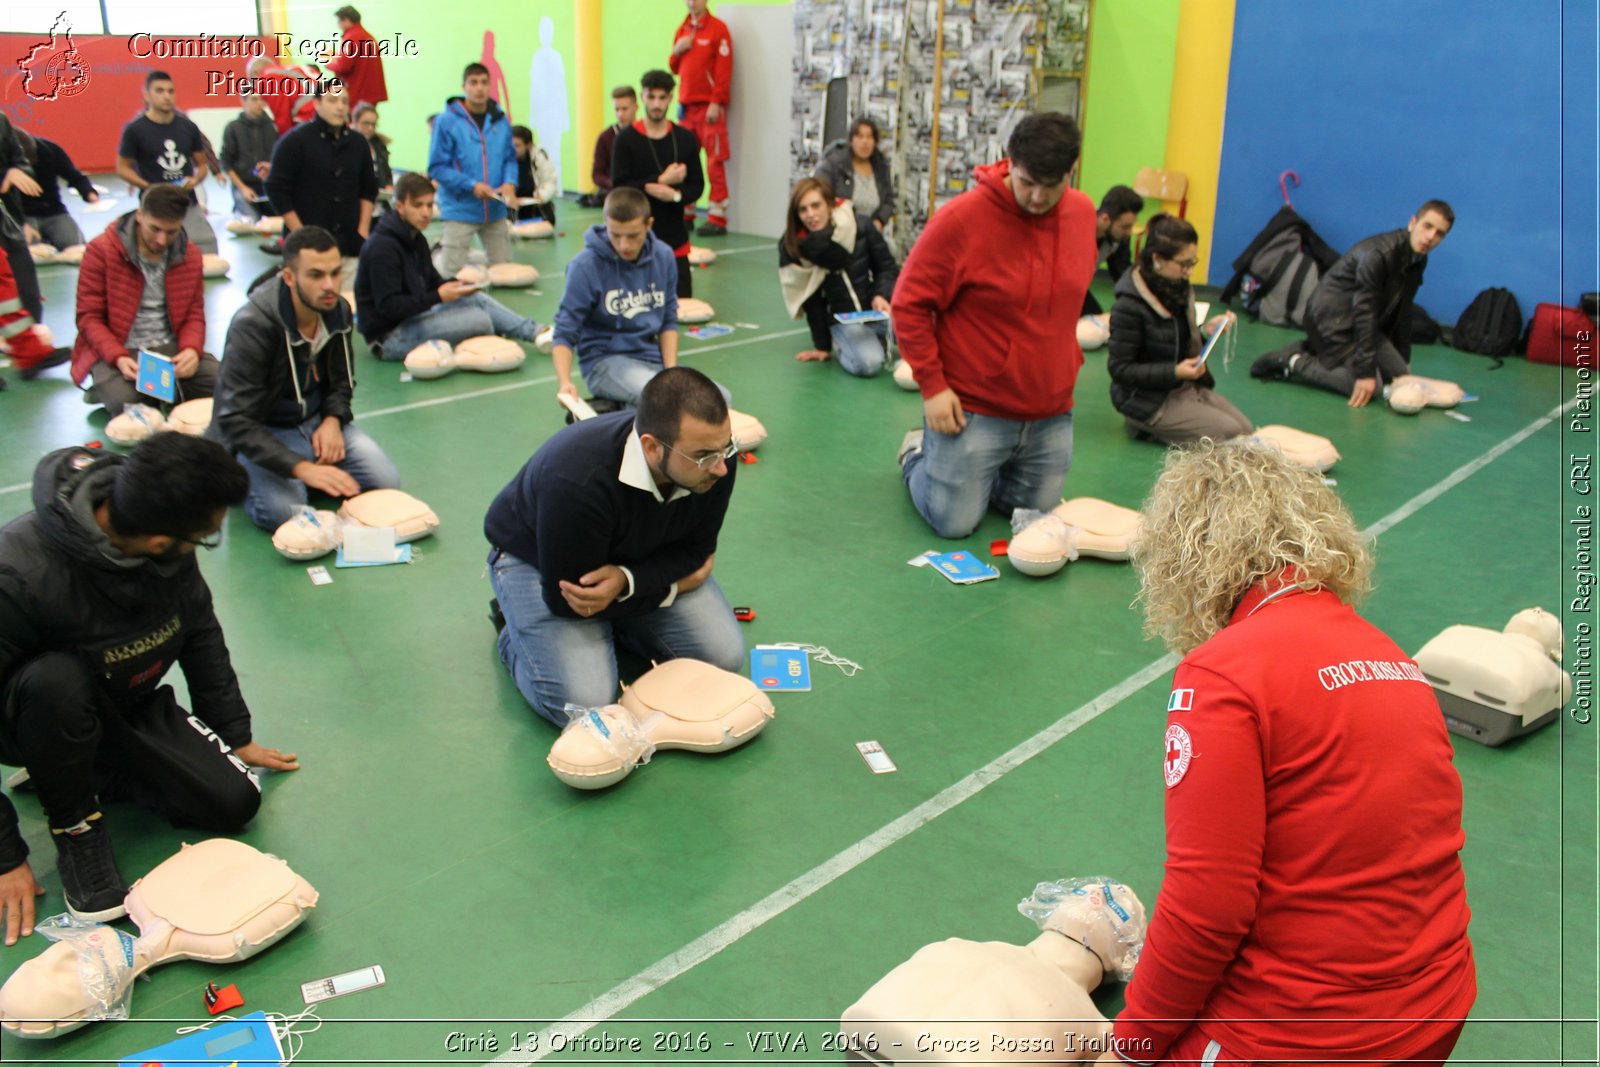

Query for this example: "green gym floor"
[0,190,1594,1066]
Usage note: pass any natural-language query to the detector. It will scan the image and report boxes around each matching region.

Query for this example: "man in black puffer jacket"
[0,435,299,939]
[1253,200,1453,408]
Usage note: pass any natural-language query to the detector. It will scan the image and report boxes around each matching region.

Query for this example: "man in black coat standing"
[266,79,375,287]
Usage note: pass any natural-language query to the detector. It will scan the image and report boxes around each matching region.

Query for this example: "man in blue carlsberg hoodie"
[552,187,729,407]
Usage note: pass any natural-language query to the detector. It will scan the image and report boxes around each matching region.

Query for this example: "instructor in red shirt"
[892,112,1096,539]
[669,0,732,236]
[1104,440,1476,1067]
[325,6,389,111]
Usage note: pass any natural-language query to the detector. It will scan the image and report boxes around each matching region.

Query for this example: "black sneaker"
[51,812,129,923]
[1250,347,1297,381]
[15,347,71,380]
[489,597,506,633]
[696,222,727,237]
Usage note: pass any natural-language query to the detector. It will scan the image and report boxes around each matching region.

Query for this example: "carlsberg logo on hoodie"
[552,224,681,373]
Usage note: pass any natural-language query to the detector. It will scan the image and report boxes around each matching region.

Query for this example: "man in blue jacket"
[355,172,542,359]
[552,187,727,407]
[428,62,518,276]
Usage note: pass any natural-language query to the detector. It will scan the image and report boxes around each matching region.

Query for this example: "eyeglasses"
[173,530,223,550]
[664,440,738,471]
[1163,257,1199,273]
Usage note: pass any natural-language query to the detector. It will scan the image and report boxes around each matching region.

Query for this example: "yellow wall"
[1162,0,1235,283]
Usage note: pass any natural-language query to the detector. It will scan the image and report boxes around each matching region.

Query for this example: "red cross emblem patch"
[1164,723,1192,788]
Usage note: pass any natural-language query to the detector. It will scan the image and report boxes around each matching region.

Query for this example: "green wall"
[284,0,1166,201]
[1078,0,1179,214]
[283,1,579,188]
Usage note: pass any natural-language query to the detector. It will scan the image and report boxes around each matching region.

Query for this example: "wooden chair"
[1134,167,1188,218]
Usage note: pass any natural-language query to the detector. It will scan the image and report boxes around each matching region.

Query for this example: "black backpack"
[1453,288,1522,359]
[1242,227,1321,328]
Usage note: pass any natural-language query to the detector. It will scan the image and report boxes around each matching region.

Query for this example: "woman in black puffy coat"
[1108,213,1251,444]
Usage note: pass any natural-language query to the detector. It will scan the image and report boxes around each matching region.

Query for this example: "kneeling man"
[484,367,744,726]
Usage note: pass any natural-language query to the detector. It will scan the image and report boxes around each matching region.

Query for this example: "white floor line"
[702,244,774,256]
[0,328,813,491]
[487,398,1571,1066]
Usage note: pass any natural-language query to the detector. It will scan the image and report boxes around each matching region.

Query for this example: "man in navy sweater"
[354,172,540,359]
[483,367,743,726]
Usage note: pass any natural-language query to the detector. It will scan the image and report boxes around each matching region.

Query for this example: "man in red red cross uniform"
[669,0,733,235]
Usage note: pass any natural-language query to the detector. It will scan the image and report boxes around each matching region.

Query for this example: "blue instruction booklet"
[927,550,1000,585]
[833,309,889,324]
[750,645,812,692]
[135,349,176,402]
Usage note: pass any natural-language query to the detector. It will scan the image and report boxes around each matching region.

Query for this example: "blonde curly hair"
[1133,439,1372,654]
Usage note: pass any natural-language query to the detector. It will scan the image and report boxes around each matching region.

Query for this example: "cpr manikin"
[1414,606,1570,746]
[547,659,775,789]
[403,336,527,380]
[842,878,1147,1065]
[0,839,317,1038]
[271,488,440,561]
[1386,374,1466,415]
[1251,424,1340,472]
[104,398,215,445]
[1008,498,1142,577]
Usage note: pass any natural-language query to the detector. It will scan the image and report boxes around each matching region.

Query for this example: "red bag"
[1526,303,1596,366]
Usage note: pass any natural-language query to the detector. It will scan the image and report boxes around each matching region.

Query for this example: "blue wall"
[1215,0,1596,326]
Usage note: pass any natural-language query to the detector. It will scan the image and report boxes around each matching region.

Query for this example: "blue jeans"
[831,321,888,378]
[902,411,1074,539]
[237,417,402,530]
[489,550,746,727]
[375,293,539,361]
[581,355,732,407]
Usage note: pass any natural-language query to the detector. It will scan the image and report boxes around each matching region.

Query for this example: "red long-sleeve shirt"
[1113,582,1476,1066]
[670,13,732,106]
[890,160,1096,420]
[325,22,389,108]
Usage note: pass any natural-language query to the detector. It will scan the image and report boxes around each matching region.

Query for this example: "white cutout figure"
[528,16,569,192]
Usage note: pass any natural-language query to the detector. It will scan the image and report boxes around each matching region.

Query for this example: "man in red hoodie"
[891,112,1097,539]
[669,0,733,235]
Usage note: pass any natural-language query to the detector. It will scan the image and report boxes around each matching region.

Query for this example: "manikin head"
[1005,112,1081,216]
[635,368,734,496]
[1505,607,1563,661]
[1020,877,1148,983]
[602,187,653,262]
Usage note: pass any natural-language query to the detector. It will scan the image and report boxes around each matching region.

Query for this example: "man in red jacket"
[72,184,216,415]
[1101,440,1475,1067]
[669,0,732,235]
[324,6,388,111]
[891,112,1097,539]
